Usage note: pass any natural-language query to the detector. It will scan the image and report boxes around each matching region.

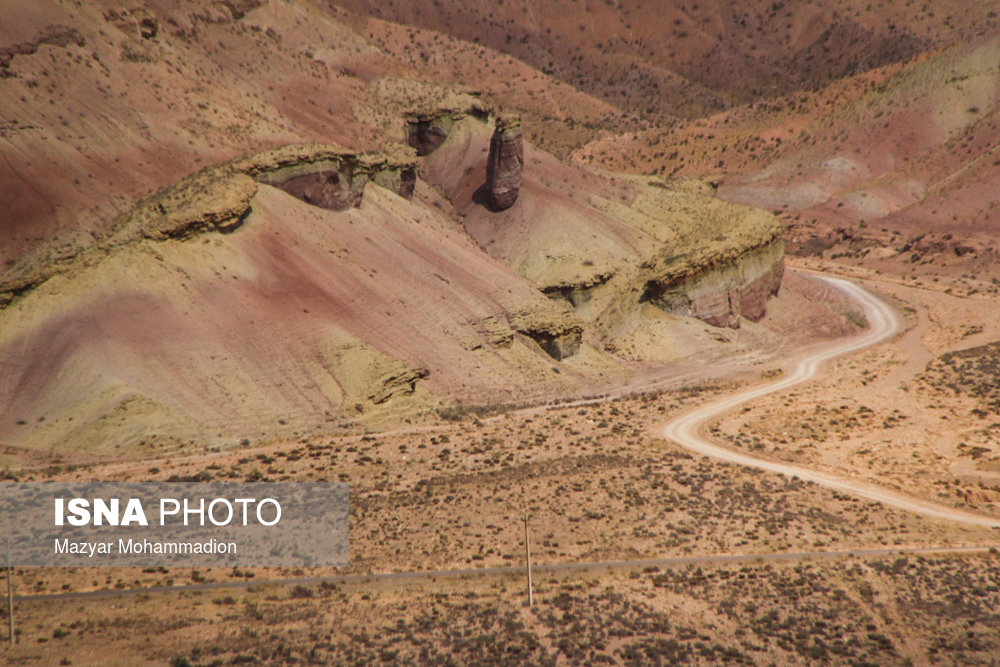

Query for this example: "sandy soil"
[712,262,1000,521]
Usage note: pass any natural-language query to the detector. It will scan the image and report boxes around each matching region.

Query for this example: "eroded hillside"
[7,2,1000,666]
[0,0,835,457]
[574,29,1000,296]
[330,0,1000,122]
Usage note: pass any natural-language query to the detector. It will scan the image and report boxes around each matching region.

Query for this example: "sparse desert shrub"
[289,584,314,599]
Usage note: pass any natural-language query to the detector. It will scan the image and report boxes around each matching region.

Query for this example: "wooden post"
[523,511,533,607]
[6,535,13,645]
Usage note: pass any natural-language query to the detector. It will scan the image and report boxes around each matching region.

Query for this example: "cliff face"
[405,101,489,156]
[642,240,785,328]
[236,144,417,210]
[255,160,368,211]
[509,305,584,361]
[484,116,524,211]
[407,115,456,156]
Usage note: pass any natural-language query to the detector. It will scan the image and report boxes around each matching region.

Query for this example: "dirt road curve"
[662,276,1000,529]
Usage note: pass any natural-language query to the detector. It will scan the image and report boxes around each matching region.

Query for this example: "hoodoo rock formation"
[484,116,524,211]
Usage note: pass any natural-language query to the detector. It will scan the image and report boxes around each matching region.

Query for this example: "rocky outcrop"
[527,328,582,361]
[484,116,524,211]
[367,364,430,405]
[476,315,515,348]
[117,144,419,239]
[256,166,365,210]
[105,8,159,39]
[373,165,417,201]
[0,26,85,73]
[528,179,787,332]
[236,144,417,211]
[510,305,584,360]
[641,239,784,328]
[219,0,267,20]
[468,305,582,360]
[406,115,455,156]
[542,271,614,309]
[405,101,489,156]
[130,174,257,240]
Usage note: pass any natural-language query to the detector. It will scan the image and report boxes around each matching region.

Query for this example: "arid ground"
[3,1,1000,665]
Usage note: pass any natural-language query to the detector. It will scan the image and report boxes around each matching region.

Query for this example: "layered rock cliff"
[405,100,489,156]
[640,239,785,329]
[509,304,584,361]
[245,146,416,212]
[110,143,417,242]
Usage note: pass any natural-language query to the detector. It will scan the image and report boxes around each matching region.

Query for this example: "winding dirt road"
[662,276,1000,529]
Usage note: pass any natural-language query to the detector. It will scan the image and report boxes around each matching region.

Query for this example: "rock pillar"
[485,115,524,210]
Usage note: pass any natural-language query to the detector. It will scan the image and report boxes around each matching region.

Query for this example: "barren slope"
[575,30,1000,295]
[0,1,859,460]
[0,180,600,456]
[330,0,1000,122]
[0,0,402,273]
